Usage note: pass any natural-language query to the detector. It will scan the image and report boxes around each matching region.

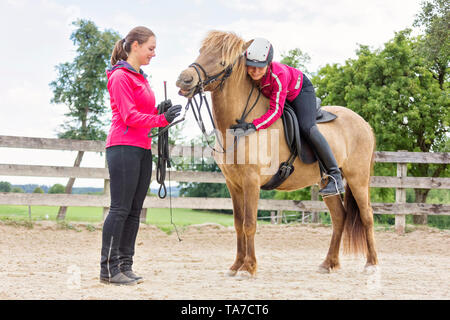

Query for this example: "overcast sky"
[0,0,423,187]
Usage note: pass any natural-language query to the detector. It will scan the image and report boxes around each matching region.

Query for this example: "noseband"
[188,62,233,94]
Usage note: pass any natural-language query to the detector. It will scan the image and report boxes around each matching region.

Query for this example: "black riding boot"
[308,126,345,196]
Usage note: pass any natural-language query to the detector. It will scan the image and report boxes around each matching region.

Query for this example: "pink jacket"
[252,62,303,130]
[105,61,169,150]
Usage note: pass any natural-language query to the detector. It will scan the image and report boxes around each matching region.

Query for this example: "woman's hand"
[164,105,182,123]
[230,119,256,136]
[158,99,172,113]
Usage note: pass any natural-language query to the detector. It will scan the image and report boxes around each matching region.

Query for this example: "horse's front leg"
[318,195,346,273]
[225,179,246,276]
[237,176,260,278]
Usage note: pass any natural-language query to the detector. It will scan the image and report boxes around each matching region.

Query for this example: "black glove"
[230,119,256,136]
[164,104,182,123]
[158,99,172,113]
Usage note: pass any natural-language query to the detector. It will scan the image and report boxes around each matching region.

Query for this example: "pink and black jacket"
[105,61,169,150]
[252,62,303,130]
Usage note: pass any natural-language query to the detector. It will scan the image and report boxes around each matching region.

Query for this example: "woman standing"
[100,26,181,285]
[231,38,344,197]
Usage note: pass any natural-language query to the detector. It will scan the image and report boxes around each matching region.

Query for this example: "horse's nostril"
[183,76,193,84]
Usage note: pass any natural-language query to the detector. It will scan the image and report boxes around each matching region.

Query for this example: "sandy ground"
[0,221,449,300]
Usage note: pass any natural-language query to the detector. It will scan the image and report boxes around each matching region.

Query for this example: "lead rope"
[155,81,182,242]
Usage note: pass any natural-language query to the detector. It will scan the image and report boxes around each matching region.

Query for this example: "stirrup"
[319,174,344,198]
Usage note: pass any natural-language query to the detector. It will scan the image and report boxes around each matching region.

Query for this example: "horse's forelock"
[201,31,245,66]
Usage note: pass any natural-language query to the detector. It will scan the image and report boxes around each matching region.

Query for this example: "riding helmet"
[245,38,273,67]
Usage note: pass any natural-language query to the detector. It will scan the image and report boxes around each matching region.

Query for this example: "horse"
[176,31,378,277]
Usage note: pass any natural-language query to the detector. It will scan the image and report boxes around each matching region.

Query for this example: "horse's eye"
[220,61,226,67]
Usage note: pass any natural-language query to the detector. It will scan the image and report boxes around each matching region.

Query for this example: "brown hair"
[110,26,155,66]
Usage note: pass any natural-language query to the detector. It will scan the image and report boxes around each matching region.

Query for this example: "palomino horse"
[176,31,378,277]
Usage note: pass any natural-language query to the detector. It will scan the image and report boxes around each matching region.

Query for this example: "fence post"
[395,156,407,235]
[103,157,110,221]
[140,208,147,223]
[276,210,283,224]
[270,211,276,224]
[311,185,319,223]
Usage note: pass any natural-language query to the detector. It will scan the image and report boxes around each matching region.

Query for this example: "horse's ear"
[243,40,254,52]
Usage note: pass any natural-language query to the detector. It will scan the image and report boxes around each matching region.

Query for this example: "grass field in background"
[0,205,240,233]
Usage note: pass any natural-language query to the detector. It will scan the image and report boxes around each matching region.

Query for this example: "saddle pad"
[282,106,337,164]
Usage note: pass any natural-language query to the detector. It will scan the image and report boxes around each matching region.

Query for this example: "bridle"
[188,61,234,95]
[186,54,261,154]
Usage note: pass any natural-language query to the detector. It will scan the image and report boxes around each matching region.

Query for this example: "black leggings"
[100,145,152,278]
[290,75,317,138]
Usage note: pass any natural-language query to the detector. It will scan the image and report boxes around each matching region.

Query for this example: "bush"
[48,184,65,194]
[33,187,45,194]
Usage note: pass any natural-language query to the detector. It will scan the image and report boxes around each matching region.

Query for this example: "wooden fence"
[0,135,449,234]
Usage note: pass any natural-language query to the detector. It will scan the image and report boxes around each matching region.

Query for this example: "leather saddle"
[261,98,337,190]
[283,97,337,164]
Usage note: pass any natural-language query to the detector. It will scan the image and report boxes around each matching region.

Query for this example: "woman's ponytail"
[111,38,129,66]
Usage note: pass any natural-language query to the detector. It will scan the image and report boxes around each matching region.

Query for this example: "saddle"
[261,98,337,190]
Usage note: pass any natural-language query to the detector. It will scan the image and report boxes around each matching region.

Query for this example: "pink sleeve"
[252,71,288,130]
[109,73,169,128]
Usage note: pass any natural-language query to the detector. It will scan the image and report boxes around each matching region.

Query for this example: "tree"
[49,19,120,220]
[313,29,449,225]
[48,184,65,194]
[33,187,44,194]
[0,181,12,192]
[11,187,24,193]
[413,0,449,90]
[280,48,312,77]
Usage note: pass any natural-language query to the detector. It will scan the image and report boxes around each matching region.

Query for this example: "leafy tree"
[11,187,24,193]
[413,0,449,90]
[48,184,66,194]
[280,48,312,77]
[49,19,120,220]
[33,187,44,194]
[313,29,449,225]
[0,181,12,192]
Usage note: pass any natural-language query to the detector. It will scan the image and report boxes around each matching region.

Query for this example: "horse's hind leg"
[226,179,246,276]
[318,195,346,273]
[345,175,378,272]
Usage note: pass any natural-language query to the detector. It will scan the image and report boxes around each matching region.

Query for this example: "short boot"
[122,270,144,284]
[100,272,138,286]
[308,126,345,197]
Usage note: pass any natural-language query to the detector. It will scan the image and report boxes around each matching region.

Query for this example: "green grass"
[0,205,240,233]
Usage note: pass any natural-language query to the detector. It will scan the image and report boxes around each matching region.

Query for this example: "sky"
[0,0,423,188]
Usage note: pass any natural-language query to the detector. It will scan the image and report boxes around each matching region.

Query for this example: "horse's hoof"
[236,270,254,280]
[363,264,378,274]
[317,265,331,274]
[227,269,238,277]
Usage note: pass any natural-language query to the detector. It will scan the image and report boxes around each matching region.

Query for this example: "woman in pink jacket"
[231,38,344,197]
[100,26,181,286]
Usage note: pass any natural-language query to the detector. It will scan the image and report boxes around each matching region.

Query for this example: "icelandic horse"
[176,31,378,277]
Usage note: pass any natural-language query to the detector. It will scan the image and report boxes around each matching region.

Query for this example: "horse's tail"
[342,141,375,255]
[342,184,368,255]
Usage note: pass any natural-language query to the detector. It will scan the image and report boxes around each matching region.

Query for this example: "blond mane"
[200,31,247,80]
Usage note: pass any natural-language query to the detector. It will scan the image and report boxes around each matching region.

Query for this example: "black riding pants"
[290,75,317,137]
[100,145,152,278]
